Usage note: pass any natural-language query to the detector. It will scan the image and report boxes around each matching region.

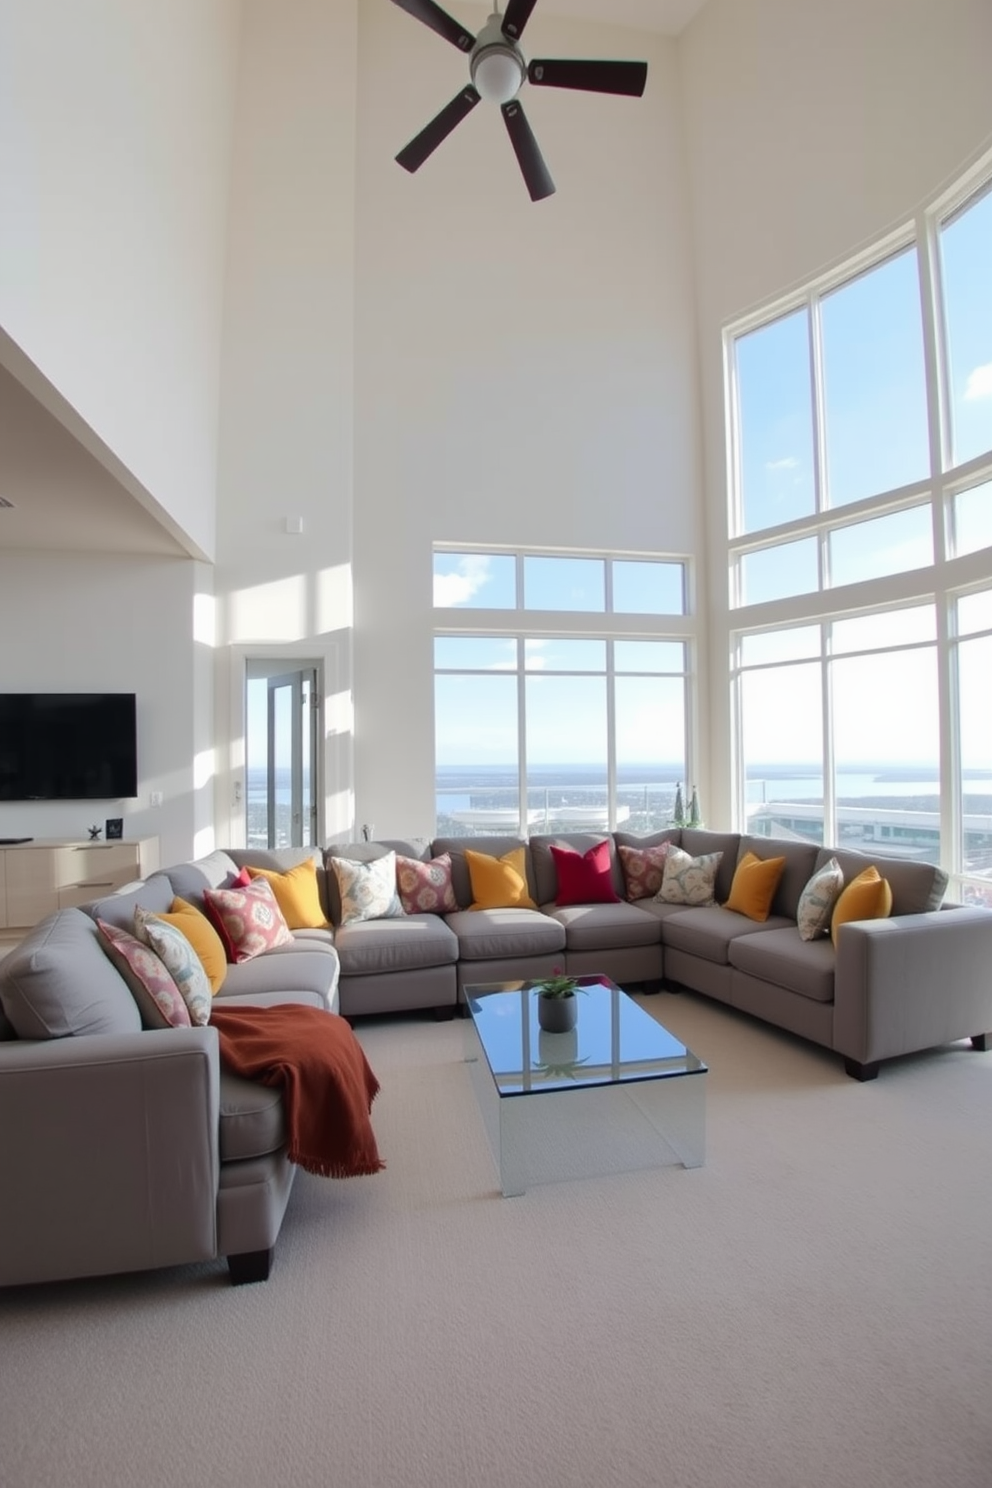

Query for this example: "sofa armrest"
[0,1028,221,1286]
[833,907,992,1066]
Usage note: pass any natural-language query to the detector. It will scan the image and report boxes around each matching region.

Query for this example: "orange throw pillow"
[159,897,228,993]
[830,866,893,946]
[724,851,786,922]
[465,847,537,910]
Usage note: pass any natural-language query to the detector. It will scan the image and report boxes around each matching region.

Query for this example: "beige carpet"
[3,991,991,1488]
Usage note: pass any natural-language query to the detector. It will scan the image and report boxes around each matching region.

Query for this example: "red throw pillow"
[549,842,621,907]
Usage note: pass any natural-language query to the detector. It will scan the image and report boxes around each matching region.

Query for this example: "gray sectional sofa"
[330,829,992,1083]
[0,846,340,1289]
[3,829,990,1290]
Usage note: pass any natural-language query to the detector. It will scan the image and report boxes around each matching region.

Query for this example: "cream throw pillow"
[656,848,723,907]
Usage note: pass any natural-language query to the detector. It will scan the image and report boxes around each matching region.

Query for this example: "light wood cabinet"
[0,838,160,929]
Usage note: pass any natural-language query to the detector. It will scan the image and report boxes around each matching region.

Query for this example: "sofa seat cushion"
[219,1070,285,1162]
[544,900,662,952]
[661,906,795,966]
[446,907,565,962]
[728,926,836,1003]
[215,946,340,1003]
[0,908,142,1039]
[334,914,459,977]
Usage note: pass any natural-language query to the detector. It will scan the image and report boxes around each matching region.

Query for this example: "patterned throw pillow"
[618,842,672,900]
[656,848,724,907]
[97,919,191,1030]
[133,907,213,1026]
[328,852,404,926]
[202,877,295,962]
[796,857,845,942]
[395,853,458,915]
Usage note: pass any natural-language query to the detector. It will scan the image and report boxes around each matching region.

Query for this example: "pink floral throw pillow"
[97,919,192,1030]
[618,842,672,901]
[395,853,458,915]
[202,877,294,963]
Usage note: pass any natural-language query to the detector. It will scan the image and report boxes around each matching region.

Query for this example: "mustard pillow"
[724,851,786,922]
[830,866,893,945]
[465,847,537,910]
[246,859,329,929]
[160,897,228,994]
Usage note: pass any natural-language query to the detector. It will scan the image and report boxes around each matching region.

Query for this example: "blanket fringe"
[289,1147,386,1179]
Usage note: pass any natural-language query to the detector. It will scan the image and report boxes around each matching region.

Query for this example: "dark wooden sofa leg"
[843,1057,880,1082]
[433,1005,456,1021]
[228,1247,273,1285]
[972,1033,991,1051]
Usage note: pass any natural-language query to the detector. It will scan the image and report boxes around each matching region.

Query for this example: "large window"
[726,160,992,902]
[434,551,691,837]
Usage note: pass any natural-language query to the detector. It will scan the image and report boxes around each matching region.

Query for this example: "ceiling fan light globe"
[471,47,524,104]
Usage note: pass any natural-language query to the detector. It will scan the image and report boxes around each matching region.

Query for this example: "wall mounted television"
[0,694,138,801]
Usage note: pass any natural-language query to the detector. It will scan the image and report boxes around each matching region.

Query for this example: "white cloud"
[964,362,992,402]
[766,457,799,471]
[433,554,492,606]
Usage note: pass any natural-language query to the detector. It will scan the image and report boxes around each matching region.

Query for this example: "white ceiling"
[0,0,708,559]
[462,1,708,35]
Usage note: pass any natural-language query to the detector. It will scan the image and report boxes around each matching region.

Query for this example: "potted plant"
[533,967,583,1032]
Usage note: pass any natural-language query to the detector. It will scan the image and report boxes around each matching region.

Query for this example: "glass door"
[246,664,319,848]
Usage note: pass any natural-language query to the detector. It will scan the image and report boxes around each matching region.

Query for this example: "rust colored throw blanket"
[210,1005,384,1178]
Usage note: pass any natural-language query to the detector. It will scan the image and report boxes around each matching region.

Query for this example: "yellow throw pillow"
[160,897,228,994]
[246,859,329,930]
[465,847,537,910]
[830,866,893,945]
[724,851,786,922]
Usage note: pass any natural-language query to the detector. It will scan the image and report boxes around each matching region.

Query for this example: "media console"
[0,838,159,930]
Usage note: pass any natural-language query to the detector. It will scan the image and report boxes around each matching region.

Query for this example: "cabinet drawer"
[68,844,142,884]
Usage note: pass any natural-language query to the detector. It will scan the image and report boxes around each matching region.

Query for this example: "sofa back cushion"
[818,847,948,917]
[680,830,741,905]
[0,908,142,1040]
[164,850,243,914]
[736,836,820,920]
[86,871,175,931]
[431,836,537,910]
[529,833,625,905]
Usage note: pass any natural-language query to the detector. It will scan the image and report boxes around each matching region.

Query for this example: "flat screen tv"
[0,693,138,801]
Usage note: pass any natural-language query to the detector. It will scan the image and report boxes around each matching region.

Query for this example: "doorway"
[245,662,320,848]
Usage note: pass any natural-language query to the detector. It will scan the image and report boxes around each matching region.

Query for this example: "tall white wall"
[0,552,205,865]
[353,3,702,837]
[0,0,240,558]
[213,0,358,845]
[679,0,992,825]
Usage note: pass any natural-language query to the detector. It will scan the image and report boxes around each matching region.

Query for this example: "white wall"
[0,552,204,865]
[679,0,992,825]
[0,0,240,558]
[353,2,702,837]
[213,0,358,845]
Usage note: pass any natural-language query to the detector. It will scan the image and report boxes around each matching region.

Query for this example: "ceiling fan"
[390,0,648,202]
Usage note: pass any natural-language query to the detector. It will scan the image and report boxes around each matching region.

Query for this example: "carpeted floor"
[3,990,991,1488]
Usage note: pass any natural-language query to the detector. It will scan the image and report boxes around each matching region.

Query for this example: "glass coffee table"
[463,976,706,1197]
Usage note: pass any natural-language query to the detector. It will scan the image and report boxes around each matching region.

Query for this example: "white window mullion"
[516,637,527,836]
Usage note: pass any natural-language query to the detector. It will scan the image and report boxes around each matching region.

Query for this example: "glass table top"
[464,976,706,1097]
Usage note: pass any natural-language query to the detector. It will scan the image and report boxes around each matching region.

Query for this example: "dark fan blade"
[395,86,481,173]
[501,100,555,202]
[527,58,648,96]
[390,0,475,53]
[501,0,539,42]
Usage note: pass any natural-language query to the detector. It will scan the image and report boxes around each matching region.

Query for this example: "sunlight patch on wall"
[193,747,216,792]
[315,563,353,636]
[229,575,309,643]
[193,590,217,647]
